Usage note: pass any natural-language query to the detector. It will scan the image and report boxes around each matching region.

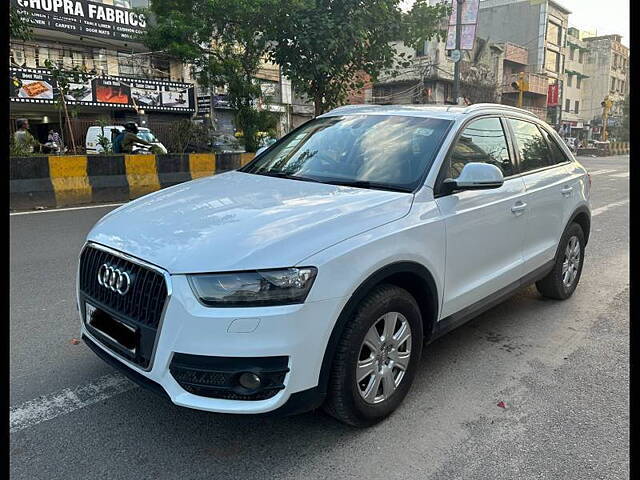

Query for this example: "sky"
[401,0,630,47]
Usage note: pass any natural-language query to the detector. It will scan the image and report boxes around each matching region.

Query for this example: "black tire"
[323,284,423,427]
[536,222,586,300]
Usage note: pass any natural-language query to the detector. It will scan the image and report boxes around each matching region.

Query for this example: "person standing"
[14,118,39,153]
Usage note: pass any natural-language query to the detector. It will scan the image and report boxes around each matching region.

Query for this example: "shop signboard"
[547,84,559,106]
[11,0,147,42]
[10,67,195,112]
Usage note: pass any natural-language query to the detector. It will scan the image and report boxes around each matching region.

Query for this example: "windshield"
[240,115,452,192]
[137,130,158,143]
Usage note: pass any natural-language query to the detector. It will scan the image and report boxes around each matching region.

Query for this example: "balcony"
[502,72,548,96]
[503,43,529,65]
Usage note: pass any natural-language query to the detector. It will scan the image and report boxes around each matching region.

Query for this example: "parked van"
[86,126,168,154]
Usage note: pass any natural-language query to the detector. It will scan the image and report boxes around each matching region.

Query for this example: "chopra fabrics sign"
[11,0,147,41]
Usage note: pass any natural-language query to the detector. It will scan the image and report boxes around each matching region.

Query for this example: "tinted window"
[540,128,570,165]
[242,115,452,192]
[447,117,514,178]
[509,119,552,173]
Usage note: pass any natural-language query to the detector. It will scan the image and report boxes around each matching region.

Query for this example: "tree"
[265,0,449,115]
[43,60,91,153]
[143,0,279,151]
[10,6,32,41]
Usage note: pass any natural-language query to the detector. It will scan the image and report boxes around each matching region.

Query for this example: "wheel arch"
[316,261,439,397]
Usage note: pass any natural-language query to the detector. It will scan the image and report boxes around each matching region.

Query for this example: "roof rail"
[462,103,538,118]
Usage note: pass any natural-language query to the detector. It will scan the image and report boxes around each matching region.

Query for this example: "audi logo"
[97,264,132,295]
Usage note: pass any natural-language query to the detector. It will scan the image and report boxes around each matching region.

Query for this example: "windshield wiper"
[255,171,322,183]
[323,180,412,193]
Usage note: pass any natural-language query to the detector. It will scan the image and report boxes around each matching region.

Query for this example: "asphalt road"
[10,156,629,479]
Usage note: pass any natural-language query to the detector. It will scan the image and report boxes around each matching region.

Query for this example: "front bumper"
[80,273,346,414]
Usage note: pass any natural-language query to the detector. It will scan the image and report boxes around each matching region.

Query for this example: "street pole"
[601,96,612,141]
[452,0,464,104]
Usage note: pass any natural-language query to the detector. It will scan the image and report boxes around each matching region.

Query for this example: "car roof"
[320,103,539,121]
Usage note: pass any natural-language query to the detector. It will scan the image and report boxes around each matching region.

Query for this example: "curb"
[10,152,254,211]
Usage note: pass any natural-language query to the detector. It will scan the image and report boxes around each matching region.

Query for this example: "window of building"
[565,99,571,112]
[547,22,561,46]
[611,77,616,92]
[545,49,560,72]
[578,49,584,63]
[448,117,514,178]
[574,100,579,114]
[508,119,553,173]
[569,47,575,60]
[93,48,108,74]
[415,42,426,58]
[567,74,572,87]
[576,76,582,89]
[10,44,27,67]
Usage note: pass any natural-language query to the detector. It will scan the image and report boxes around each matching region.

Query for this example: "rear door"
[506,117,573,273]
[435,116,528,318]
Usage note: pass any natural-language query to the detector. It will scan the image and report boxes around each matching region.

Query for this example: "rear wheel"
[323,284,423,427]
[536,222,585,300]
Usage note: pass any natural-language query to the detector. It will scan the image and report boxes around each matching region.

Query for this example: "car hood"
[87,171,413,273]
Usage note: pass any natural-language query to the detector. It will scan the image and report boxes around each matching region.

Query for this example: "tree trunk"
[314,95,323,117]
[61,96,77,154]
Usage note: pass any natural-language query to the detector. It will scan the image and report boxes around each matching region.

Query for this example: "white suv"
[77,104,591,427]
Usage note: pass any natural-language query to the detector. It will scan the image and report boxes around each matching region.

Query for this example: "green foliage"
[10,6,32,41]
[144,0,279,151]
[165,119,214,153]
[96,118,113,154]
[265,0,449,115]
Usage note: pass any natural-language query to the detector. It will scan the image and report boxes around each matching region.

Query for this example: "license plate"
[85,302,137,356]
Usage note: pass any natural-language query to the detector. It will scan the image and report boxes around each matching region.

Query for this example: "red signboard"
[547,84,559,106]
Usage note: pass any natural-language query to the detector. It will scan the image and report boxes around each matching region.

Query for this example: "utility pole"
[511,71,528,108]
[601,95,613,141]
[452,0,464,104]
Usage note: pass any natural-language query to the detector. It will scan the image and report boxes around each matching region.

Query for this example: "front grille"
[79,244,168,368]
[79,245,167,329]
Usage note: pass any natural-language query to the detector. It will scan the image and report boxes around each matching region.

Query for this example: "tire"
[323,284,423,427]
[536,222,586,300]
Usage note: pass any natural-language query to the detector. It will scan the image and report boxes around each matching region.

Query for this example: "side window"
[448,117,514,178]
[540,128,571,165]
[508,119,552,173]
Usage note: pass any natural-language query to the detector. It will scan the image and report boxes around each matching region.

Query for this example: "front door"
[435,116,528,318]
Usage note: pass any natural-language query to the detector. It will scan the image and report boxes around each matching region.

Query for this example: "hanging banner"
[547,84,560,106]
[11,0,147,42]
[446,0,481,51]
[10,67,195,112]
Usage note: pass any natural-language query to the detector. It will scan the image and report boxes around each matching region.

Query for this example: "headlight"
[188,267,318,307]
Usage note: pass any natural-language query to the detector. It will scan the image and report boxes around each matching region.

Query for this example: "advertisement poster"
[10,70,57,100]
[447,0,480,51]
[11,0,147,42]
[449,0,480,25]
[446,24,477,51]
[10,68,195,111]
[547,84,560,106]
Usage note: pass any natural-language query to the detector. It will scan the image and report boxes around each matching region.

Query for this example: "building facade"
[581,34,630,140]
[476,0,570,126]
[10,0,196,148]
[561,27,591,140]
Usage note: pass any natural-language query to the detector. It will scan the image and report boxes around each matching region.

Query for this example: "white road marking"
[592,199,629,217]
[588,169,616,176]
[10,373,136,433]
[10,203,125,216]
[610,172,630,178]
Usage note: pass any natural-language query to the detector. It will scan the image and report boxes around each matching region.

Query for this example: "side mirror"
[442,162,504,194]
[256,146,268,156]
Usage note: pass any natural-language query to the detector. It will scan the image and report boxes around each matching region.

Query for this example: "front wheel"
[323,284,423,427]
[536,222,586,300]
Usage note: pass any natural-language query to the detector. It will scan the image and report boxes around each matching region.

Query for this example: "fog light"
[238,372,261,390]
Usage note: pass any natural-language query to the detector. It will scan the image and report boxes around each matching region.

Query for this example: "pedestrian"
[13,118,40,153]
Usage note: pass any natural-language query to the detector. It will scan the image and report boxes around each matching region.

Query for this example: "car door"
[506,117,573,274]
[435,116,528,319]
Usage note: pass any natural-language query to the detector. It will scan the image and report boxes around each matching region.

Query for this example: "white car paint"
[78,104,590,415]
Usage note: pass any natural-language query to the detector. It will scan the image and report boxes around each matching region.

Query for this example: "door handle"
[561,185,573,196]
[511,202,527,215]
